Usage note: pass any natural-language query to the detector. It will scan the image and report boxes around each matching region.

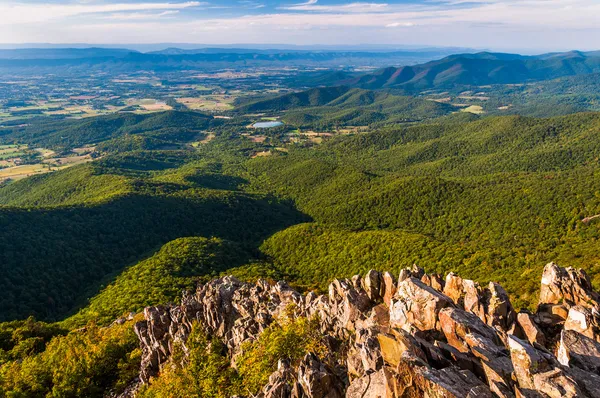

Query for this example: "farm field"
[461,104,485,114]
[0,145,26,159]
[0,156,94,182]
[127,99,173,112]
[175,95,235,111]
[0,163,53,181]
[0,144,95,182]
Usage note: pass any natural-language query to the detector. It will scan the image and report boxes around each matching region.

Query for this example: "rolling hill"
[0,111,215,151]
[235,87,454,126]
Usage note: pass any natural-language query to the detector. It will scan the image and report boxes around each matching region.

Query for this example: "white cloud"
[104,10,181,20]
[0,1,203,24]
[1,0,599,49]
[386,22,415,27]
[280,0,390,13]
[238,1,266,9]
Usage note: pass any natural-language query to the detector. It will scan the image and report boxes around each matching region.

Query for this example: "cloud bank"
[1,0,599,51]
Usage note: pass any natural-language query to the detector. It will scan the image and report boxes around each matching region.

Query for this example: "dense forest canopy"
[1,110,600,322]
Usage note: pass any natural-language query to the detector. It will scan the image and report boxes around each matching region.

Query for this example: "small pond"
[253,121,284,128]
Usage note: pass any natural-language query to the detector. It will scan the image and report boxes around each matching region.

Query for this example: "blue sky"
[1,0,599,51]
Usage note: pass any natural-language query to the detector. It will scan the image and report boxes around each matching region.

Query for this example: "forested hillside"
[0,111,216,151]
[2,110,600,322]
[236,87,453,127]
[0,151,306,321]
[247,113,600,307]
[2,106,600,396]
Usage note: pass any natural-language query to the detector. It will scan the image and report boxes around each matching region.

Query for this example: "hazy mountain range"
[335,51,600,91]
[1,48,599,92]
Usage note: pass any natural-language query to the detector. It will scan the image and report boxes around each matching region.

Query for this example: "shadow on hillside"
[0,192,310,322]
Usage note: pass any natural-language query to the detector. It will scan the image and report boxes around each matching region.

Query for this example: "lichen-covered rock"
[389,277,453,332]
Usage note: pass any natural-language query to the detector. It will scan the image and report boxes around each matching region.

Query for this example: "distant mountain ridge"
[0,49,462,63]
[340,50,600,91]
[0,47,138,60]
[3,48,598,82]
[0,48,473,72]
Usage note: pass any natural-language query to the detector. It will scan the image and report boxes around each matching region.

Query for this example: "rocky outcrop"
[537,262,599,327]
[130,262,600,397]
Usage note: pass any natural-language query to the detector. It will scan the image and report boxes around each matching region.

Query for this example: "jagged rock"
[508,335,552,390]
[444,272,465,305]
[259,359,296,398]
[532,369,585,398]
[537,263,600,328]
[443,274,489,323]
[540,263,599,306]
[439,307,515,391]
[421,272,445,293]
[516,311,546,346]
[345,367,395,398]
[346,328,383,378]
[382,272,397,307]
[536,303,570,327]
[435,340,481,375]
[389,277,453,332]
[196,276,244,338]
[134,306,173,383]
[410,264,425,279]
[486,282,516,331]
[356,329,383,373]
[363,270,383,302]
[377,328,427,368]
[328,278,372,333]
[297,353,344,398]
[130,264,600,398]
[563,305,600,342]
[463,279,486,322]
[439,307,502,353]
[557,329,600,372]
[566,366,600,397]
[394,352,495,398]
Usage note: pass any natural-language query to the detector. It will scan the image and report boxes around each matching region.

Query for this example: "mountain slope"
[247,112,600,306]
[236,87,454,126]
[64,237,253,327]
[0,111,214,151]
[344,51,600,91]
[0,151,306,321]
[0,48,471,71]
